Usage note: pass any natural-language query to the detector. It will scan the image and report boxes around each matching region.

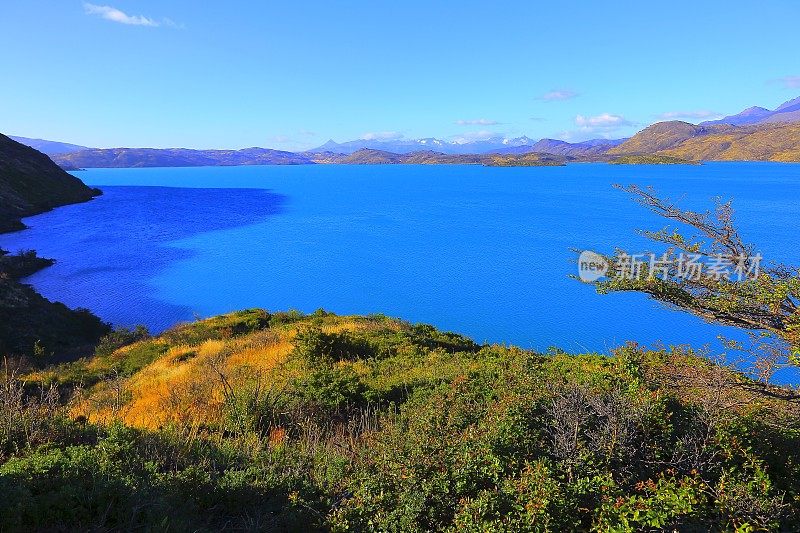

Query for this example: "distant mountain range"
[308,149,566,166]
[309,136,548,155]
[44,138,628,168]
[701,96,800,126]
[54,147,312,168]
[307,136,625,156]
[500,138,625,157]
[9,95,800,168]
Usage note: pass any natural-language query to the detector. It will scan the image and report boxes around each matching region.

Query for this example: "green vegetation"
[2,309,799,531]
[485,153,566,167]
[593,185,800,381]
[610,154,697,165]
[0,249,108,361]
[3,134,800,529]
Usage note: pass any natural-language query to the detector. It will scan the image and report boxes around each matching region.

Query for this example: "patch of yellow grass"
[225,340,291,373]
[74,314,397,430]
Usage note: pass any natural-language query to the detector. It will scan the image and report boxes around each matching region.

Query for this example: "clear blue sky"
[1,0,799,150]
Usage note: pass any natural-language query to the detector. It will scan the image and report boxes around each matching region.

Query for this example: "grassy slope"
[10,309,800,531]
[610,121,800,162]
[661,122,800,162]
[485,153,566,167]
[610,154,696,165]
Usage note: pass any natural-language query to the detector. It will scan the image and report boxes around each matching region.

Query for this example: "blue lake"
[2,163,799,381]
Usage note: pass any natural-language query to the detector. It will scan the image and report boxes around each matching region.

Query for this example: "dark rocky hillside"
[0,133,108,359]
[0,134,100,232]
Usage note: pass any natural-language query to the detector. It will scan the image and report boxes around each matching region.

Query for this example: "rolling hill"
[308,148,565,166]
[508,138,625,157]
[53,147,314,168]
[609,121,800,162]
[10,308,799,530]
[308,135,544,155]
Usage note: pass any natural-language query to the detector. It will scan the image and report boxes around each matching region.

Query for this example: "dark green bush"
[94,325,150,358]
[292,365,370,410]
[292,326,375,365]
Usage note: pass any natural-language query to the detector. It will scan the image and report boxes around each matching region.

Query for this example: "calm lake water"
[2,163,799,381]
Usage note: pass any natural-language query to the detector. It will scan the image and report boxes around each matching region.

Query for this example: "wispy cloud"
[455,118,501,126]
[770,75,800,89]
[575,113,632,129]
[83,3,181,28]
[655,110,721,121]
[557,113,634,142]
[361,131,404,141]
[529,117,546,122]
[537,89,579,102]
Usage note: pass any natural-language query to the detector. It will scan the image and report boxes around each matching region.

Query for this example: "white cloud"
[455,118,500,126]
[538,89,579,101]
[575,113,631,128]
[656,110,721,120]
[83,3,181,28]
[557,113,634,142]
[360,131,404,141]
[773,75,800,89]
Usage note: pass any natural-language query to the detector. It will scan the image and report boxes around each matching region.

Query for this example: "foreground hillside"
[0,250,108,359]
[0,134,109,358]
[6,309,799,531]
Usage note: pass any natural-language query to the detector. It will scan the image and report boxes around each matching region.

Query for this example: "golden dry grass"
[72,314,388,430]
[610,121,800,162]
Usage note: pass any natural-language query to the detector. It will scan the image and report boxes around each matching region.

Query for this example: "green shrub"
[292,365,370,410]
[94,325,149,358]
[292,326,375,365]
